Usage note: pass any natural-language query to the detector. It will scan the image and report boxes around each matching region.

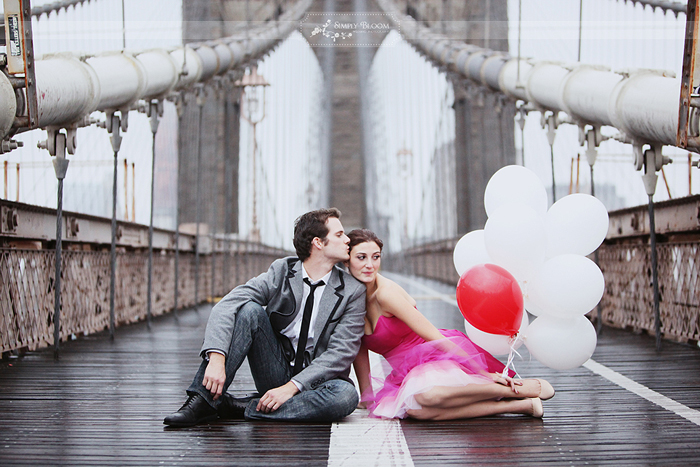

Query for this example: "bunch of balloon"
[453,165,609,370]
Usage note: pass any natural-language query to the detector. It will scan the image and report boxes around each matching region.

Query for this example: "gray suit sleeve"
[292,280,367,390]
[199,258,286,357]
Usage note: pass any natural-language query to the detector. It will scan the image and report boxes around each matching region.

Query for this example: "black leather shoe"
[218,394,257,420]
[163,394,218,427]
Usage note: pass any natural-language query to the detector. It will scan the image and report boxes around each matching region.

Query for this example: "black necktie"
[293,278,324,375]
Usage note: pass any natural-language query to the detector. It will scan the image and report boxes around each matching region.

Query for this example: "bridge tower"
[407,0,515,233]
[178,0,514,239]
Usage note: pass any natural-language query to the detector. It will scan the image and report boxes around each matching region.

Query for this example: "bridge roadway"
[1,273,700,466]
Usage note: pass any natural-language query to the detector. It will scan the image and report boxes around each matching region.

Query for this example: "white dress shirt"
[281,265,331,359]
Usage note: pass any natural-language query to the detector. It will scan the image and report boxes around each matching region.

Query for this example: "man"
[164,208,366,426]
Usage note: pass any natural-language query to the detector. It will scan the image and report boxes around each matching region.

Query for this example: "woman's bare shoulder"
[375,275,415,308]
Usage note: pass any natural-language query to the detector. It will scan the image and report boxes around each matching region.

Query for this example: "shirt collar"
[302,265,332,286]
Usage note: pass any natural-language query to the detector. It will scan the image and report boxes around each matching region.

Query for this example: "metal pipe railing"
[376,0,690,151]
[0,0,312,139]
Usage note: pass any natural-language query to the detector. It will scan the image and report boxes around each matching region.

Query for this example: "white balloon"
[484,165,549,218]
[518,276,544,316]
[464,312,529,356]
[528,254,605,318]
[453,230,492,276]
[484,203,546,282]
[524,293,547,317]
[524,315,597,370]
[545,193,610,258]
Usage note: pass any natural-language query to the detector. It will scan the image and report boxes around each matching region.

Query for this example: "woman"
[347,229,554,420]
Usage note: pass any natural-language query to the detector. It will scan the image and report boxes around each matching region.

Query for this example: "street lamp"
[235,66,270,242]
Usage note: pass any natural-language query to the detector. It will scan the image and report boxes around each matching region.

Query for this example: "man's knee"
[326,380,359,417]
[236,302,266,327]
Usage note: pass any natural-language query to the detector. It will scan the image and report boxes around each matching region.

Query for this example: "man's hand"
[256,381,300,413]
[203,353,226,400]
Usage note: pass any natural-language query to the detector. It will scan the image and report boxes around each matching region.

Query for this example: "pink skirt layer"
[362,330,511,419]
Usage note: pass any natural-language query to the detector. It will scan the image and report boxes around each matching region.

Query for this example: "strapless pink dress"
[361,314,513,419]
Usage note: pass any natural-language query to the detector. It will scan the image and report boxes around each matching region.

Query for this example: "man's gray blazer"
[201,256,367,391]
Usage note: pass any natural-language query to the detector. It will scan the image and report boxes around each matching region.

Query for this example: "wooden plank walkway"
[1,273,700,466]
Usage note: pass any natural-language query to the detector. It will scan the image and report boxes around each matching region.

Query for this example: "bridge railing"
[391,194,700,345]
[0,199,289,355]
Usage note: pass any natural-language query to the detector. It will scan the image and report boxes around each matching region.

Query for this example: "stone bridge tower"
[178,0,513,238]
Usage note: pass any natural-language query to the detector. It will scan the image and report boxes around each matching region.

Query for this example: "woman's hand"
[490,373,523,394]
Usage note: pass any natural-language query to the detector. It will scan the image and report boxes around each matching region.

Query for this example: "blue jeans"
[188,302,358,422]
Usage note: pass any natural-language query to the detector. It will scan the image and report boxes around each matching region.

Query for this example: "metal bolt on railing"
[1,139,23,153]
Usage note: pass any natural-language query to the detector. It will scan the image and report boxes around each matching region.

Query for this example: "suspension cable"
[619,0,686,16]
[0,0,93,23]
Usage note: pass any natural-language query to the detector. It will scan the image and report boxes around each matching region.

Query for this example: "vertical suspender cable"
[591,164,604,334]
[194,91,204,308]
[641,147,665,350]
[52,132,68,359]
[222,93,228,292]
[124,159,129,221]
[210,93,217,302]
[550,145,556,202]
[173,97,185,319]
[578,0,584,62]
[648,194,662,351]
[121,0,126,49]
[546,114,557,203]
[54,167,63,355]
[147,101,160,329]
[110,141,118,338]
[131,162,136,221]
[109,113,123,340]
[516,0,522,85]
[516,0,525,168]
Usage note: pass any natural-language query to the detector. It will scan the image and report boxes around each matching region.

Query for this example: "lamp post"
[235,66,270,243]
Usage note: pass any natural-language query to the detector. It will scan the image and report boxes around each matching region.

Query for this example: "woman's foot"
[517,379,555,400]
[536,379,555,400]
[529,397,544,418]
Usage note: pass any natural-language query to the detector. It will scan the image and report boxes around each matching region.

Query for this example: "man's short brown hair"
[293,208,342,261]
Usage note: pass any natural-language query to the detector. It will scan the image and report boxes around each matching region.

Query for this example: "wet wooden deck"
[1,273,700,466]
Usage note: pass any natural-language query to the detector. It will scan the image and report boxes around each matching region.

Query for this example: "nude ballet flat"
[537,379,555,401]
[530,397,544,418]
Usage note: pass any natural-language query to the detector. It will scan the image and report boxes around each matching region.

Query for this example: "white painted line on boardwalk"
[328,411,414,467]
[329,335,414,466]
[390,273,700,427]
[583,359,700,426]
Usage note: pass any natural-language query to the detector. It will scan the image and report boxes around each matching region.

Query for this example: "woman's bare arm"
[376,282,446,342]
[353,342,373,407]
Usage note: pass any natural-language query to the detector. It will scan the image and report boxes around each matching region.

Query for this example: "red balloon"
[456,264,523,336]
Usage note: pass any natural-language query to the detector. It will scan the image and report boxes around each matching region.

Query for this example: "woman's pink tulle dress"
[361,314,514,419]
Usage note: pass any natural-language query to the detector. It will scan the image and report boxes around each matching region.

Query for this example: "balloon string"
[501,333,523,380]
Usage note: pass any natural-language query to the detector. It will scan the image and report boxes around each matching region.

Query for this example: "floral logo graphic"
[300,13,400,47]
[311,20,353,42]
